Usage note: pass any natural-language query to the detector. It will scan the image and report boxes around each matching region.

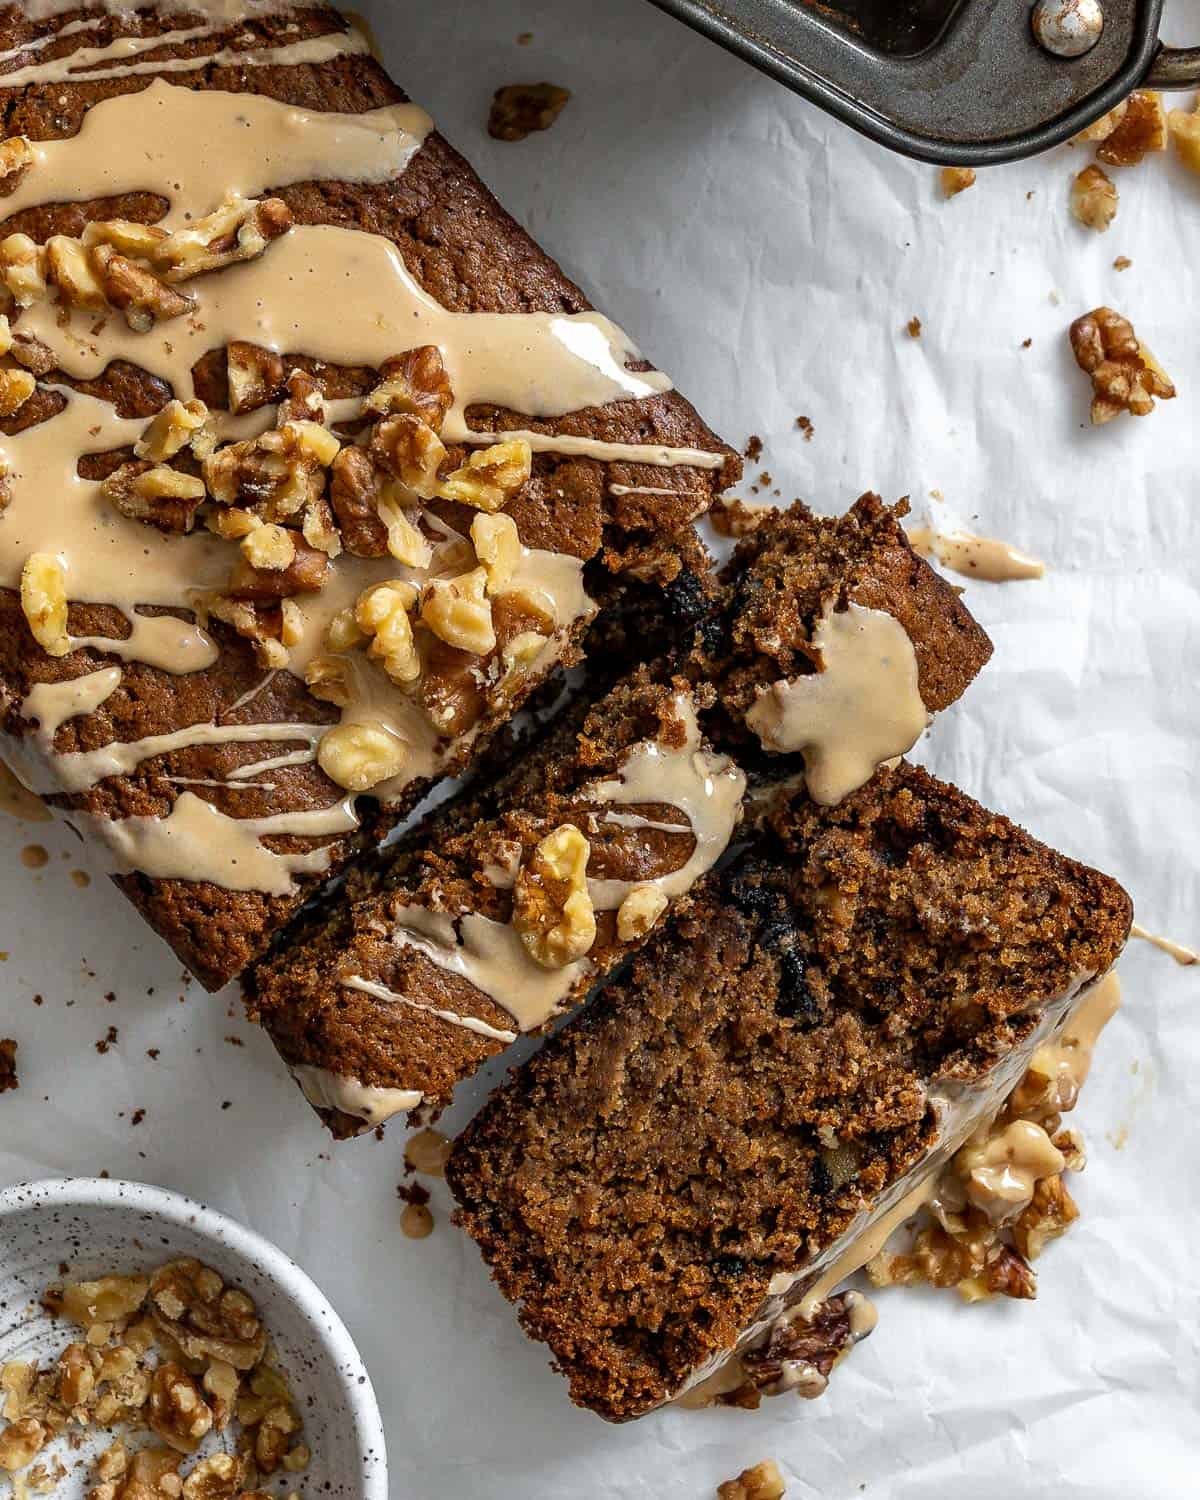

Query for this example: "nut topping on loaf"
[0,4,736,986]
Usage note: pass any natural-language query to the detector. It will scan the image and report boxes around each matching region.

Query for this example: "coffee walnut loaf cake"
[0,1,737,989]
[446,765,1132,1421]
[247,495,992,1135]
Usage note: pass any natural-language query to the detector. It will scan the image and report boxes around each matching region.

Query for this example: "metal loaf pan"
[648,0,1200,162]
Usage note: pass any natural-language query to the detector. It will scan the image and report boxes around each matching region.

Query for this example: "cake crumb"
[95,1026,118,1055]
[405,1127,452,1178]
[130,1107,145,1126]
[717,1460,786,1500]
[941,165,976,198]
[517,30,533,44]
[794,415,813,441]
[69,869,90,888]
[488,82,570,142]
[1113,255,1132,271]
[0,1037,17,1093]
[906,316,922,339]
[21,843,49,869]
[743,434,763,462]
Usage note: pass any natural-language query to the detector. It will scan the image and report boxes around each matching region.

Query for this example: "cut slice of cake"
[247,497,993,1136]
[445,764,1132,1421]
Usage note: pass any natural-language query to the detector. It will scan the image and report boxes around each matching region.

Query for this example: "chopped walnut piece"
[0,1360,33,1417]
[108,1446,182,1500]
[44,234,107,312]
[357,580,421,685]
[0,1418,44,1472]
[716,1460,786,1500]
[228,535,329,600]
[0,135,33,186]
[326,606,364,653]
[421,567,496,655]
[252,1402,299,1474]
[1096,90,1167,165]
[148,1365,213,1454]
[82,219,170,261]
[103,462,207,535]
[56,1343,95,1409]
[488,82,571,142]
[1168,102,1200,173]
[179,1453,244,1500]
[9,329,56,376]
[200,1361,239,1433]
[91,244,194,331]
[438,438,532,513]
[225,342,286,414]
[0,233,48,306]
[1069,305,1175,423]
[240,524,296,573]
[276,368,326,429]
[471,511,521,594]
[62,1275,149,1332]
[1073,99,1128,144]
[301,494,342,559]
[370,413,447,500]
[149,1262,265,1372]
[367,346,454,431]
[513,824,597,969]
[134,399,211,463]
[1070,164,1118,232]
[317,720,407,792]
[940,166,976,198]
[20,552,70,658]
[304,655,352,708]
[0,365,35,416]
[154,196,293,282]
[328,446,389,557]
[1012,1173,1080,1261]
[616,883,668,943]
[376,493,432,568]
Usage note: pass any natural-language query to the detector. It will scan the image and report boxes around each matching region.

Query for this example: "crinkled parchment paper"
[1,1,1198,1495]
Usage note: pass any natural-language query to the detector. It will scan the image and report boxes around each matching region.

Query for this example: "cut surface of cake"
[446,765,1132,1421]
[247,497,993,1135]
[0,1,736,989]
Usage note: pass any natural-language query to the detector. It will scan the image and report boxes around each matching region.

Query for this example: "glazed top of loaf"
[0,1,735,986]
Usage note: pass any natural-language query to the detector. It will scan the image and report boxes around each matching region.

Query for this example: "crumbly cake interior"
[446,764,1132,1421]
[0,1,736,988]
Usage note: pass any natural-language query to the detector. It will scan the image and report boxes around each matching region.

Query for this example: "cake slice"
[445,765,1132,1421]
[0,2,736,989]
[247,497,992,1135]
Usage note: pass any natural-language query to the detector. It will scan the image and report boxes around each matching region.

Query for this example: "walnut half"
[513,824,597,970]
[1069,305,1175,423]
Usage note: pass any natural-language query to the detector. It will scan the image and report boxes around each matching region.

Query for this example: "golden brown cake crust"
[0,4,737,989]
[446,764,1132,1421]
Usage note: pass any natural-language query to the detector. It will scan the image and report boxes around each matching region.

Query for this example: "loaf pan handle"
[1144,45,1200,89]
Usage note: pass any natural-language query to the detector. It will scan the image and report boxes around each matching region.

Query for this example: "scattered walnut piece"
[421,567,496,655]
[1012,1172,1080,1261]
[1070,164,1118,231]
[103,462,207,535]
[0,1417,44,1472]
[148,1364,213,1454]
[513,824,597,969]
[0,135,33,186]
[366,345,454,431]
[44,234,107,312]
[20,552,70,658]
[1069,305,1175,423]
[1096,90,1167,165]
[179,1451,245,1500]
[91,244,194,331]
[717,1460,786,1500]
[327,446,389,558]
[153,196,293,282]
[83,219,170,262]
[471,511,521,594]
[1113,255,1132,272]
[906,315,921,338]
[0,233,48,307]
[228,534,329,600]
[0,364,34,416]
[357,580,421,685]
[370,413,447,500]
[488,82,571,142]
[225,341,286,414]
[940,165,976,198]
[317,720,407,792]
[0,1037,16,1093]
[438,438,531,513]
[616,883,668,943]
[1073,99,1128,144]
[134,400,211,463]
[1168,100,1200,173]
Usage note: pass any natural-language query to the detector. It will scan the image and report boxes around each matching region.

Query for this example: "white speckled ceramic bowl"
[0,1178,386,1500]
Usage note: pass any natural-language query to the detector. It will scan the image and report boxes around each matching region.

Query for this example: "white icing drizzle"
[0,24,370,89]
[0,82,433,228]
[221,671,278,720]
[76,788,356,892]
[22,668,123,741]
[379,905,587,1034]
[745,600,929,806]
[343,973,519,1045]
[290,1063,422,1126]
[1131,921,1198,967]
[586,692,745,909]
[72,614,219,675]
[907,524,1045,584]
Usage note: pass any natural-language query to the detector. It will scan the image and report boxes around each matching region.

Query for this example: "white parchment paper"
[2,1,1199,1494]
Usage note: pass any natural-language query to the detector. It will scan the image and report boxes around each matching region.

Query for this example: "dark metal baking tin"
[647,0,1179,164]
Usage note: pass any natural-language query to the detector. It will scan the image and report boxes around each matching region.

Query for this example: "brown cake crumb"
[0,1037,17,1093]
[906,317,922,339]
[794,415,813,440]
[130,1108,145,1127]
[1114,256,1132,271]
[743,435,763,462]
[95,1026,118,1055]
[717,1460,786,1500]
[941,166,976,198]
[488,83,571,142]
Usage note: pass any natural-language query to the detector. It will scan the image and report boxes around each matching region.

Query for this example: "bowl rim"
[0,1176,387,1500]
